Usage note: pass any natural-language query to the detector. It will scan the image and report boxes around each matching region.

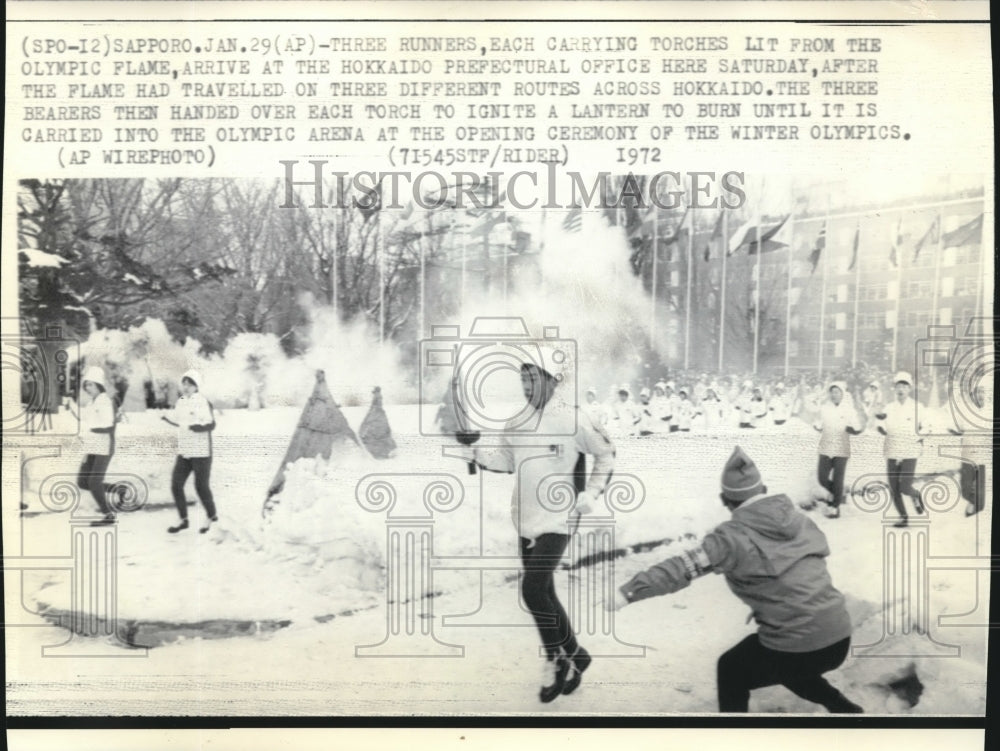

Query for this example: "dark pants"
[886,458,920,518]
[78,453,114,516]
[817,455,848,507]
[520,533,578,660]
[171,455,216,520]
[960,462,986,512]
[717,634,858,713]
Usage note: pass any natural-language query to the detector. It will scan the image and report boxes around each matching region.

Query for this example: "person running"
[77,366,119,526]
[161,369,218,534]
[457,349,616,702]
[948,373,991,517]
[874,371,925,528]
[610,446,862,714]
[811,381,864,518]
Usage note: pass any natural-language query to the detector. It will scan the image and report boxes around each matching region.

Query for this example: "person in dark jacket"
[610,446,863,713]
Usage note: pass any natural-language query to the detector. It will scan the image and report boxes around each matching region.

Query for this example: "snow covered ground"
[6,404,991,715]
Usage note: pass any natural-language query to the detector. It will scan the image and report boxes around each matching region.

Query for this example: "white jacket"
[878,398,923,460]
[613,399,642,433]
[815,400,862,458]
[700,397,724,429]
[474,397,616,540]
[675,398,696,430]
[769,393,792,422]
[173,392,215,458]
[80,391,115,455]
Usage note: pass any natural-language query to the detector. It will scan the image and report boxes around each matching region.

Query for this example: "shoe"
[90,514,116,527]
[965,503,982,517]
[168,520,190,534]
[823,505,841,519]
[562,646,592,695]
[893,519,908,528]
[199,516,219,534]
[913,493,925,515]
[798,499,818,511]
[539,653,570,703]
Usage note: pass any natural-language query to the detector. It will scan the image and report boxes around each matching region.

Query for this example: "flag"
[357,179,382,221]
[847,224,861,271]
[562,205,582,233]
[888,216,902,268]
[912,215,940,262]
[663,207,690,245]
[727,214,789,256]
[703,211,724,261]
[808,222,826,274]
[942,213,983,248]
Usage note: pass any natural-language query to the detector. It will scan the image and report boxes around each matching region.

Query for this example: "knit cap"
[720,445,764,502]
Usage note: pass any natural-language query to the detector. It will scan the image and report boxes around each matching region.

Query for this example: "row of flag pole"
[566,197,985,375]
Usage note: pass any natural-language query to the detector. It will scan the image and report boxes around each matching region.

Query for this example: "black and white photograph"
[2,1,993,744]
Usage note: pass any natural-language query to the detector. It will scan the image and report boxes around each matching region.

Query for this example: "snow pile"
[260,452,387,594]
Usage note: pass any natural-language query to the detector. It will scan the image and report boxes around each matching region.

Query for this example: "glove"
[845,426,861,435]
[455,430,481,446]
[877,426,887,436]
[874,412,887,420]
[575,490,597,516]
[604,588,629,611]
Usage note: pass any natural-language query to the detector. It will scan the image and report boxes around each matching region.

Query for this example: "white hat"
[776,382,785,390]
[893,371,913,386]
[828,380,848,394]
[180,369,202,389]
[82,366,106,390]
[639,387,651,399]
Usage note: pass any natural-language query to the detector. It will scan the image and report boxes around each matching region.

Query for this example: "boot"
[199,515,219,534]
[168,519,189,534]
[562,645,592,695]
[539,653,570,703]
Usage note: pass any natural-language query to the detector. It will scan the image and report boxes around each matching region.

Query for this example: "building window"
[858,284,887,302]
[906,280,933,297]
[904,311,933,328]
[955,276,979,297]
[954,246,981,266]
